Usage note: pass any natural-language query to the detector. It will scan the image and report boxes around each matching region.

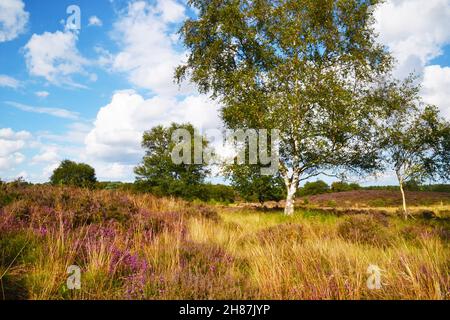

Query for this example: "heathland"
[0,182,449,300]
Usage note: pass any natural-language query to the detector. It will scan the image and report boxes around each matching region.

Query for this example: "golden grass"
[0,185,448,300]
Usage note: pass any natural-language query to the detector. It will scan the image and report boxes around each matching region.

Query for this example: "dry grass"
[0,184,449,300]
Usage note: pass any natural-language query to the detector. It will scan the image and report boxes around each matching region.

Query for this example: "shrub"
[50,160,97,188]
[298,180,330,196]
[337,215,391,246]
[331,181,361,193]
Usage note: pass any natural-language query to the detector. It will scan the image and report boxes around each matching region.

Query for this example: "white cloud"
[88,16,103,27]
[0,128,31,142]
[31,146,60,164]
[84,90,221,179]
[110,0,191,96]
[16,170,28,179]
[95,162,135,181]
[422,65,450,119]
[0,75,21,89]
[156,0,186,23]
[5,101,80,120]
[375,0,450,77]
[0,128,30,171]
[24,30,91,87]
[0,0,29,42]
[35,91,50,98]
[42,162,59,180]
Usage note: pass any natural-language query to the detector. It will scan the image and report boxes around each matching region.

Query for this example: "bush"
[298,180,330,196]
[331,181,361,193]
[50,160,97,188]
[338,215,391,246]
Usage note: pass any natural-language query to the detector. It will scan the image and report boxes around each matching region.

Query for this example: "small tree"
[382,103,450,219]
[134,123,210,199]
[50,160,97,188]
[225,164,285,205]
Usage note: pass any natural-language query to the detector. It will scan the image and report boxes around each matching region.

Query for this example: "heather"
[0,184,449,300]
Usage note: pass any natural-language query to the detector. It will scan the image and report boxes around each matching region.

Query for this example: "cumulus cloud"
[5,101,79,120]
[23,30,92,87]
[110,0,191,96]
[0,128,30,171]
[0,75,21,89]
[375,0,450,77]
[0,0,29,42]
[95,162,135,181]
[84,90,221,179]
[422,65,450,119]
[31,146,60,164]
[88,16,103,27]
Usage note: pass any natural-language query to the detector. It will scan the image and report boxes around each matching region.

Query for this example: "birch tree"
[176,0,393,215]
[382,104,450,219]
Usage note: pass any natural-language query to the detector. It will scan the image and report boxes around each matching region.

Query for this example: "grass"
[0,184,449,300]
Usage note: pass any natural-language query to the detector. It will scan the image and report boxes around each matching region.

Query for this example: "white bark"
[285,183,297,216]
[396,171,408,219]
[283,170,300,216]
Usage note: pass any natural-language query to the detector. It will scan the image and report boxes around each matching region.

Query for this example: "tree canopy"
[177,0,394,214]
[134,123,210,199]
[50,160,97,188]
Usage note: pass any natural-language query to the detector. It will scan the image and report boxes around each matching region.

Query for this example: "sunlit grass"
[0,185,448,300]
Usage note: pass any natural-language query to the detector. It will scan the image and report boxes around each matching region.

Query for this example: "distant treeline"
[94,181,237,204]
[297,180,450,197]
[3,177,448,205]
[92,180,450,203]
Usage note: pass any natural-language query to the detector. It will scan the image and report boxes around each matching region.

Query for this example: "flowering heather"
[0,184,449,300]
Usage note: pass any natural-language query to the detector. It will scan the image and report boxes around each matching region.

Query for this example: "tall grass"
[0,184,448,299]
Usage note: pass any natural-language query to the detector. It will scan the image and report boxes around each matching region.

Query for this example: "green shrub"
[50,160,97,188]
[331,181,361,193]
[298,180,330,196]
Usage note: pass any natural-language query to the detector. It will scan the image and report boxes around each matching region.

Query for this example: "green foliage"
[421,184,450,193]
[403,179,421,191]
[135,123,211,200]
[197,184,236,203]
[226,164,285,204]
[298,180,330,196]
[331,181,361,193]
[380,79,450,185]
[177,0,395,213]
[50,160,97,188]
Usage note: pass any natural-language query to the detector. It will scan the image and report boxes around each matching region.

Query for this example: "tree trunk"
[283,173,299,216]
[285,187,296,216]
[399,181,408,219]
[396,172,408,219]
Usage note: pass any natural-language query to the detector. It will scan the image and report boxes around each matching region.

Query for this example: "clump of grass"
[337,215,392,247]
[255,223,304,244]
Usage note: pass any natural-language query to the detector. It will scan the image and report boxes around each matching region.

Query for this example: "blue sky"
[0,0,449,185]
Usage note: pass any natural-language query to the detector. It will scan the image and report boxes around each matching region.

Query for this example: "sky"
[0,0,449,185]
